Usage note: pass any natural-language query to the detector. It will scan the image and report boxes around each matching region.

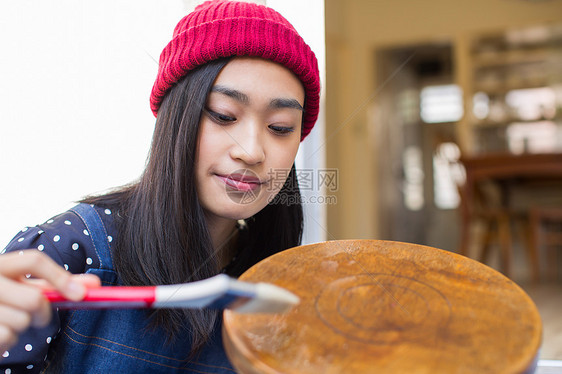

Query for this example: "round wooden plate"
[223,240,541,374]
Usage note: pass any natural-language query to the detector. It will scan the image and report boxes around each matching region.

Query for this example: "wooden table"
[223,240,542,374]
[458,152,562,278]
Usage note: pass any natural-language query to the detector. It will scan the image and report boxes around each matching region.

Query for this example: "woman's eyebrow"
[211,85,303,111]
[269,98,304,111]
[211,85,249,104]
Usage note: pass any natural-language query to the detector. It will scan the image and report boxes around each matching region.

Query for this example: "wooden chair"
[527,206,562,281]
[458,179,516,278]
[459,153,562,282]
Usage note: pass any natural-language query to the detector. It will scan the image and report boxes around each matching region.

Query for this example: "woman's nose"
[229,123,265,165]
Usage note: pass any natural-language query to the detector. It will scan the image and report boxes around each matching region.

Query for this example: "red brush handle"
[44,286,157,307]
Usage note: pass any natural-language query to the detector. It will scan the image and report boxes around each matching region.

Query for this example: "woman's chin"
[210,196,270,221]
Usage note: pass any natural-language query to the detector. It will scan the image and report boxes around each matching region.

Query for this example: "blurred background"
[324,0,562,362]
[325,0,562,255]
[1,0,562,364]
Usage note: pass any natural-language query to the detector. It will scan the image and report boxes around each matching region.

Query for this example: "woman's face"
[195,57,304,223]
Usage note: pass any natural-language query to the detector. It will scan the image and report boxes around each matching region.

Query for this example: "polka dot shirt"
[0,205,115,373]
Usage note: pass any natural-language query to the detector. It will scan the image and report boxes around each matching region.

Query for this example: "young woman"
[0,1,320,372]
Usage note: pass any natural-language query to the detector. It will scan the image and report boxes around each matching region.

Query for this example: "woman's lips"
[216,174,264,192]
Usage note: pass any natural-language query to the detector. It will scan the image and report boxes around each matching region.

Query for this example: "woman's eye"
[269,125,295,135]
[205,108,236,124]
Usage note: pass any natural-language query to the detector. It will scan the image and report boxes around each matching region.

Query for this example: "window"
[433,142,464,210]
[420,84,464,123]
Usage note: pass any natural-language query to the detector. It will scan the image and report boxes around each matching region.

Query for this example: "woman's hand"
[0,250,100,352]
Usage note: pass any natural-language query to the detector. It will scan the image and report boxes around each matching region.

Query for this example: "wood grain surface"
[223,240,542,374]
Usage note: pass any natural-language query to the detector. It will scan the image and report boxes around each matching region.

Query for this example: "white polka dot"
[46,219,54,224]
[26,365,33,369]
[64,220,72,225]
[72,243,79,250]
[5,368,11,374]
[21,227,28,232]
[2,351,8,358]
[64,264,69,271]
[83,230,89,236]
[53,235,60,242]
[17,237,24,242]
[104,209,112,215]
[38,230,44,235]
[24,344,32,351]
[25,274,31,279]
[37,244,44,251]
[86,257,93,265]
[18,251,24,256]
[107,236,113,243]
[46,336,52,344]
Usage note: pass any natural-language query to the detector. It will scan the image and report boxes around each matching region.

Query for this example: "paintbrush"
[43,274,299,314]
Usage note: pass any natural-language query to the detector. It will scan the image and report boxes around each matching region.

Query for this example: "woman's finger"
[72,273,102,288]
[26,273,102,291]
[0,324,18,354]
[0,304,33,333]
[0,276,51,327]
[0,250,86,300]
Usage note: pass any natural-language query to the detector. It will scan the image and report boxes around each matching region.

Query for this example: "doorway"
[374,44,461,251]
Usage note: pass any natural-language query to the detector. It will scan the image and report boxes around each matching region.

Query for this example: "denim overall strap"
[69,203,113,271]
[46,204,235,373]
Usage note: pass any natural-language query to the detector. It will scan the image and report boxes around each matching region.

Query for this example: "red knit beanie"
[150,0,320,141]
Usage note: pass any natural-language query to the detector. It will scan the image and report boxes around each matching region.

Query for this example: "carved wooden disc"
[223,240,541,374]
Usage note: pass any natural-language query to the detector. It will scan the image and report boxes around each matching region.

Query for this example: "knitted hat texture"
[150,0,320,140]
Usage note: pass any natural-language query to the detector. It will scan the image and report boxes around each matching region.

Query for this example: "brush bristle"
[232,283,300,314]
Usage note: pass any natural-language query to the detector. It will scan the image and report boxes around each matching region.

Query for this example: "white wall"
[0,0,326,247]
[0,0,185,246]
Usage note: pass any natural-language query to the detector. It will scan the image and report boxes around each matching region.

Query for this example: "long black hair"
[82,58,304,352]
